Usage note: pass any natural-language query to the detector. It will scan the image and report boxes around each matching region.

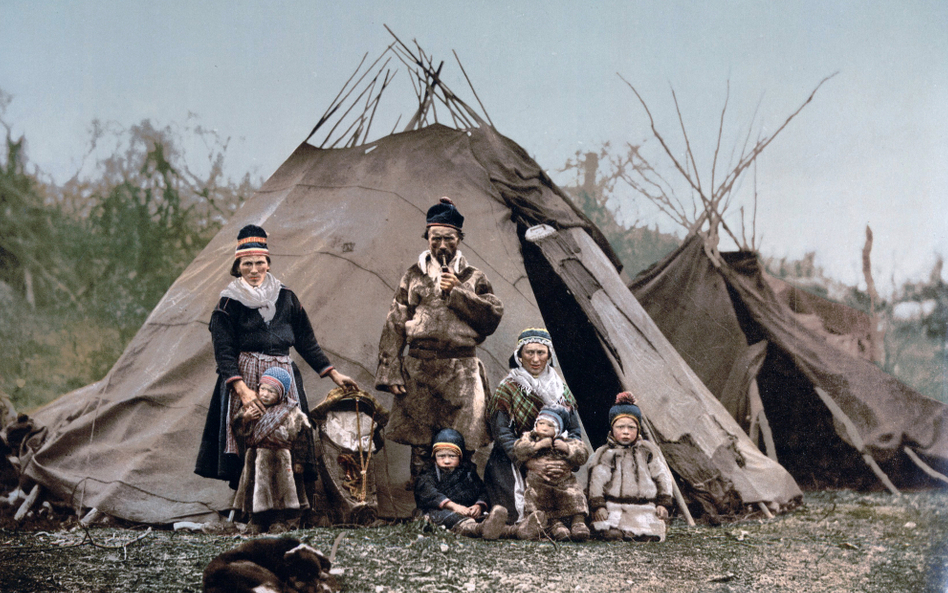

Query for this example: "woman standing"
[195,224,357,489]
[484,328,582,524]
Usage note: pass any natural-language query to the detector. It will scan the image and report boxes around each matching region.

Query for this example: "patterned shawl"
[225,353,299,454]
[488,377,577,436]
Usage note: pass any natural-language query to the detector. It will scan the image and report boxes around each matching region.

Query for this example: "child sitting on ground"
[512,404,590,541]
[232,366,313,534]
[414,428,516,539]
[586,391,674,542]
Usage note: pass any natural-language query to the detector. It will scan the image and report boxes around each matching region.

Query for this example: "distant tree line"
[0,93,255,409]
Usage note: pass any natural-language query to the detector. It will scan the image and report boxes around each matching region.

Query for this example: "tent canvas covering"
[630,235,948,489]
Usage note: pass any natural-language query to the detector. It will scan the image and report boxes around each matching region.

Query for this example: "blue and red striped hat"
[235,224,268,259]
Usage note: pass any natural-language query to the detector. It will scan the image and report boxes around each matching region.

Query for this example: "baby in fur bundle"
[512,404,590,541]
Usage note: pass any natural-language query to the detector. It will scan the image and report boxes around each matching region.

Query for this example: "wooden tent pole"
[748,378,779,462]
[813,387,901,496]
[902,446,948,487]
[14,484,41,522]
[757,410,779,463]
[640,416,695,527]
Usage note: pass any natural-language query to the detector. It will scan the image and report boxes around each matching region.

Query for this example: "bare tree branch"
[670,87,704,197]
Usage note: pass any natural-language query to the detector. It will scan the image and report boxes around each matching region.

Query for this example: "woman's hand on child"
[235,380,266,417]
[526,456,569,481]
[245,399,264,420]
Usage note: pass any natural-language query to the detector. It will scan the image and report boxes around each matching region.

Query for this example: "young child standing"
[512,404,590,541]
[414,428,513,539]
[232,366,313,533]
[586,392,674,542]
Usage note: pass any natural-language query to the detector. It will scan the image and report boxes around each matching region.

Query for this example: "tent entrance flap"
[519,225,621,448]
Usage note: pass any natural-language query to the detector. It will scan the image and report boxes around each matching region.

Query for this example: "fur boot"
[452,518,481,537]
[480,505,508,540]
[549,520,570,541]
[500,510,545,540]
[570,514,590,541]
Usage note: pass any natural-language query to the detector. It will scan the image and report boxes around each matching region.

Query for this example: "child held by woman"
[232,366,313,533]
[512,404,590,541]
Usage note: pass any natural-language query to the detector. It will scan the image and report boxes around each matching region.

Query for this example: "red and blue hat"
[260,367,292,400]
[235,224,269,259]
[431,427,465,457]
[609,391,641,427]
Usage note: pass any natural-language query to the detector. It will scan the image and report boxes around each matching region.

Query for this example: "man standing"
[376,197,504,486]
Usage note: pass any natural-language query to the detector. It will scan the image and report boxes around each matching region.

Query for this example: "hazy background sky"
[2,1,945,294]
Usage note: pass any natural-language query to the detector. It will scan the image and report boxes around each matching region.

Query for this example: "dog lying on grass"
[203,536,338,593]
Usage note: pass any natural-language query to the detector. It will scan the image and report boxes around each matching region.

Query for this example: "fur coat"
[232,407,312,514]
[512,431,589,520]
[376,252,503,448]
[586,437,674,540]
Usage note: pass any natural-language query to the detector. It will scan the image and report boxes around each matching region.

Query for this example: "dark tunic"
[195,288,333,487]
[414,460,488,529]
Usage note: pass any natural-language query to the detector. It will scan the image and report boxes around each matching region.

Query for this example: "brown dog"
[203,536,338,593]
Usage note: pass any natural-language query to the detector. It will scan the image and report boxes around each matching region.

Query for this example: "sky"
[1,0,946,294]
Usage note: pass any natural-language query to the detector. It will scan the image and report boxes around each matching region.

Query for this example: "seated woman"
[587,392,674,542]
[484,328,583,529]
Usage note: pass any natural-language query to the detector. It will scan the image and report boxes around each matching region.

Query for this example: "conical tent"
[630,235,948,490]
[19,44,803,525]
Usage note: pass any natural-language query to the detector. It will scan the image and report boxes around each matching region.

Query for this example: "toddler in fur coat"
[232,366,313,533]
[586,392,673,542]
[512,404,590,541]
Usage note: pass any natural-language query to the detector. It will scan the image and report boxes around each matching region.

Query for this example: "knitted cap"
[235,224,269,259]
[536,404,571,435]
[259,367,292,400]
[609,391,642,427]
[431,427,465,457]
[426,197,464,231]
[510,327,557,369]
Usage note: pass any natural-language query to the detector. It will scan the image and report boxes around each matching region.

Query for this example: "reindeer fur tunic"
[232,407,312,514]
[512,431,589,520]
[376,252,503,448]
[587,437,674,540]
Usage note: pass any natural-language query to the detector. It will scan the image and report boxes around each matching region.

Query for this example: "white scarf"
[505,362,566,408]
[420,250,464,296]
[220,272,283,323]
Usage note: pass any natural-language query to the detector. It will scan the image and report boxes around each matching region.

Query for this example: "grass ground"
[1,490,946,592]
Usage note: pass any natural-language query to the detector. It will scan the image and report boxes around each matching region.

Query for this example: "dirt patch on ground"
[1,490,946,592]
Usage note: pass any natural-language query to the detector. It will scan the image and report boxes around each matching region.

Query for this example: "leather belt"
[605,496,651,505]
[408,345,476,360]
